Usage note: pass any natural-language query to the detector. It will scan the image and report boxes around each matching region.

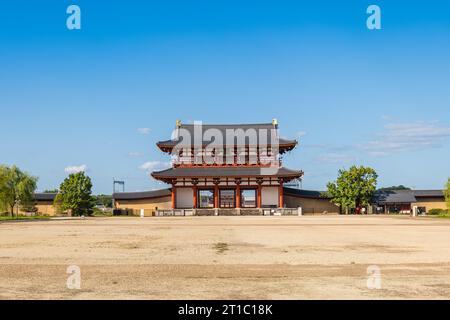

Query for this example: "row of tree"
[0,165,96,217]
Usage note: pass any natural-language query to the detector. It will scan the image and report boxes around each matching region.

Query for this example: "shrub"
[92,207,112,216]
[428,208,448,215]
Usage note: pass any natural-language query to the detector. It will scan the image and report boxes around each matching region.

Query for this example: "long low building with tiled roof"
[113,187,446,216]
[11,193,58,216]
[372,189,447,214]
[113,187,340,216]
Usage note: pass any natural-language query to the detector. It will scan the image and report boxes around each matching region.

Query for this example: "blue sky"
[1,1,449,194]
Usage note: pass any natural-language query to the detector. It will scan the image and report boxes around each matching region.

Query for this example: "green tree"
[445,177,450,211]
[54,172,94,216]
[327,166,378,212]
[0,165,38,217]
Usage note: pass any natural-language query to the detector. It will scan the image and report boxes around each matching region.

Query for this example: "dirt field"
[1,215,450,299]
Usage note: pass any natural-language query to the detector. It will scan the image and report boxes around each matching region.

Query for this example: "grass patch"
[93,210,113,217]
[213,242,229,254]
[0,215,51,221]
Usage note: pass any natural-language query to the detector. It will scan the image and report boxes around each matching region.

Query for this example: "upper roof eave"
[156,138,298,149]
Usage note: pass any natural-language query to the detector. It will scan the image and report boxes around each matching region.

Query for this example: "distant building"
[113,189,172,216]
[14,193,58,216]
[372,190,446,214]
[283,188,340,215]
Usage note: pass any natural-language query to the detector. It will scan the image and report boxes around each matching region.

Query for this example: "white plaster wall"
[262,186,279,207]
[176,188,193,208]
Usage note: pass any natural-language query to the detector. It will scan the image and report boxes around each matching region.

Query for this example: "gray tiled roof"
[283,187,329,199]
[33,193,57,201]
[372,189,445,204]
[157,123,297,147]
[413,190,444,197]
[113,189,171,200]
[372,190,417,204]
[151,166,303,179]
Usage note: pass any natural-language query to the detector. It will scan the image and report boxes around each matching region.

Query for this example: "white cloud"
[317,153,358,164]
[64,164,87,174]
[139,161,171,172]
[137,128,151,134]
[363,121,450,155]
[128,152,143,157]
[301,119,450,164]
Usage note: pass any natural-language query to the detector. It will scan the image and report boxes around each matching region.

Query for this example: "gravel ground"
[1,215,450,299]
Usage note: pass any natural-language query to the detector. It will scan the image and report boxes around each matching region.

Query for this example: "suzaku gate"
[151,119,304,215]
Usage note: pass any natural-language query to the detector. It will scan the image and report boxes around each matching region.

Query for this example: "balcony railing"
[173,158,282,167]
[155,208,301,216]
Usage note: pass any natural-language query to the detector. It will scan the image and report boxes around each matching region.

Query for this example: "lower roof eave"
[151,170,303,183]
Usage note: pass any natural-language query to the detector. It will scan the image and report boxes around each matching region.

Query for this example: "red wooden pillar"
[193,186,197,208]
[278,180,284,208]
[236,184,241,208]
[214,185,219,208]
[257,184,262,208]
[171,186,176,209]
